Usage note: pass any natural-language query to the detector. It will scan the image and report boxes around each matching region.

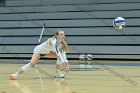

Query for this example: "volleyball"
[113,17,125,30]
[86,54,93,61]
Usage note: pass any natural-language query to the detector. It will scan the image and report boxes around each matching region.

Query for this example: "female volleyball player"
[9,30,70,80]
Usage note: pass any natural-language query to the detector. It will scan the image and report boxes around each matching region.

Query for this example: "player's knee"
[21,63,31,71]
[56,62,62,65]
[56,60,62,65]
[30,62,36,68]
[21,62,36,71]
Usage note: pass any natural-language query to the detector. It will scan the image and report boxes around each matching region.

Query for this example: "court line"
[1,61,140,66]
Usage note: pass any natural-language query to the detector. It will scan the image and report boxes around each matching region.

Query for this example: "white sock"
[12,63,32,78]
[13,72,19,78]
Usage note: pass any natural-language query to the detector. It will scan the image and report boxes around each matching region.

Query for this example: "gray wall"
[0,0,140,59]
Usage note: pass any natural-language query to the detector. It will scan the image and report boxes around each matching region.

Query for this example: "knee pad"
[21,63,32,71]
[56,58,62,65]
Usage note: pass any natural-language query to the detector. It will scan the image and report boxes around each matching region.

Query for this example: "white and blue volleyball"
[113,17,125,30]
[86,54,93,61]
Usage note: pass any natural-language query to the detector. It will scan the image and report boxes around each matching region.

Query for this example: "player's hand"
[63,62,70,73]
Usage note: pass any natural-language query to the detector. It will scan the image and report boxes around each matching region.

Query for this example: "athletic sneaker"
[54,72,65,78]
[9,74,16,80]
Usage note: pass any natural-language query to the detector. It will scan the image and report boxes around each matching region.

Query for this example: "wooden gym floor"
[0,59,140,93]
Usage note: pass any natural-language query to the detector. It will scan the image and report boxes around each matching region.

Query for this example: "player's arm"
[51,39,69,72]
[61,52,70,72]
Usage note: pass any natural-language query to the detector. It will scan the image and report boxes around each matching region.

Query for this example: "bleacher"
[0,0,140,59]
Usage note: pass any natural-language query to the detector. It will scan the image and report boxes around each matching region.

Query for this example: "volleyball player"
[9,30,70,80]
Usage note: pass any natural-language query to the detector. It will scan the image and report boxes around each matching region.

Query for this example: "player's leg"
[9,53,40,80]
[45,52,57,58]
[54,58,65,78]
[44,52,65,78]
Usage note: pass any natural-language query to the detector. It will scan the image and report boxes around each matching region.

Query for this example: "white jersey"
[34,37,68,63]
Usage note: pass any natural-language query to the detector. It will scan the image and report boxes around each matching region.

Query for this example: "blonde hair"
[54,30,69,52]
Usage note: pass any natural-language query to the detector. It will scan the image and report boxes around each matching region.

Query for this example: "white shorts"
[33,45,50,54]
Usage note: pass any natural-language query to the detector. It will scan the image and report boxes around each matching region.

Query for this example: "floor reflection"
[9,80,34,93]
[54,78,70,93]
[8,77,70,93]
